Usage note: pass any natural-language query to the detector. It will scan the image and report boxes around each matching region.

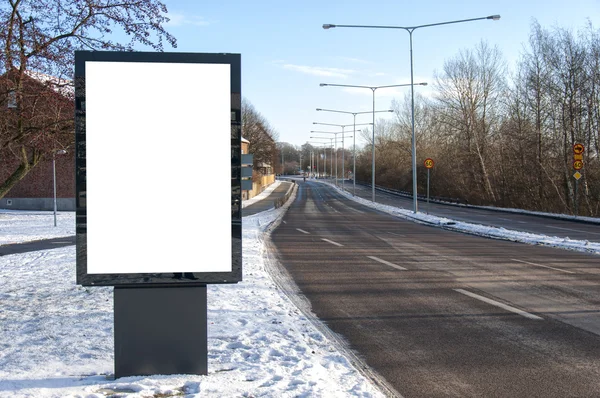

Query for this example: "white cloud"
[282,64,355,78]
[336,56,371,65]
[166,12,212,27]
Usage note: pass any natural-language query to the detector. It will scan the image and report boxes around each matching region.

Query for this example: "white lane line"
[367,256,407,271]
[511,258,575,274]
[283,221,287,224]
[454,289,543,320]
[388,232,406,237]
[322,238,343,247]
[546,225,600,235]
[296,228,310,234]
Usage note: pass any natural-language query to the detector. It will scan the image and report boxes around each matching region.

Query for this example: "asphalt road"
[269,179,600,398]
[0,235,75,256]
[340,180,600,244]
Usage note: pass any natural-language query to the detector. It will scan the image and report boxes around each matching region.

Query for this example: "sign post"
[424,158,434,212]
[572,144,585,216]
[75,51,242,378]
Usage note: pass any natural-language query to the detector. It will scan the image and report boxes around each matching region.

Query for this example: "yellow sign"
[574,153,583,161]
[573,160,584,170]
[573,143,585,155]
[424,158,434,169]
[573,171,582,180]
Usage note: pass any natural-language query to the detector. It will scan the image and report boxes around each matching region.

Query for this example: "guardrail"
[350,180,600,225]
[352,180,466,204]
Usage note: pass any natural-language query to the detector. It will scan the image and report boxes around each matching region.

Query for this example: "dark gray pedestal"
[114,285,207,378]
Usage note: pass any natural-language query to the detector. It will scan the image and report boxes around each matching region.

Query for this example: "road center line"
[511,258,574,274]
[321,238,343,247]
[296,228,310,234]
[367,256,407,270]
[454,289,543,320]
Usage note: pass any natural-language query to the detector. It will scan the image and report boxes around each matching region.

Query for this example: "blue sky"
[158,0,600,148]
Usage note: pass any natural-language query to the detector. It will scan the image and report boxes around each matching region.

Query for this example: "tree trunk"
[0,147,42,199]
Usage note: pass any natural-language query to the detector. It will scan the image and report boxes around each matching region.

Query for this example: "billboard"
[75,51,242,286]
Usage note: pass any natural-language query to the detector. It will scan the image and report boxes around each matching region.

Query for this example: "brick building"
[0,71,75,211]
[0,151,75,210]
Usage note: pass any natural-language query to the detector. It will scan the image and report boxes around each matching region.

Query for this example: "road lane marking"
[546,225,600,235]
[388,232,406,237]
[367,256,407,270]
[511,258,574,274]
[454,289,543,320]
[321,238,343,247]
[296,228,310,234]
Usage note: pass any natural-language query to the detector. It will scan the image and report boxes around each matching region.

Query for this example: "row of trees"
[242,98,279,178]
[288,20,600,216]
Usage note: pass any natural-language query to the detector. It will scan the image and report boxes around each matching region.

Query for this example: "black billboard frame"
[75,51,242,287]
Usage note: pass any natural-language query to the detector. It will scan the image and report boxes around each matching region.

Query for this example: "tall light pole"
[320,82,425,202]
[313,121,370,190]
[308,141,330,177]
[323,14,500,212]
[310,133,348,183]
[53,149,67,227]
[317,108,392,196]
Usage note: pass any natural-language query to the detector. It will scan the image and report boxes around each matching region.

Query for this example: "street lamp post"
[308,142,330,178]
[311,133,340,184]
[53,149,67,227]
[310,135,353,184]
[317,107,392,196]
[310,133,351,183]
[320,82,425,202]
[313,121,370,190]
[323,14,500,212]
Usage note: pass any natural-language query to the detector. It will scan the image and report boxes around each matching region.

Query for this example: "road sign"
[574,153,583,161]
[573,171,582,180]
[573,143,585,155]
[424,158,434,169]
[573,160,584,170]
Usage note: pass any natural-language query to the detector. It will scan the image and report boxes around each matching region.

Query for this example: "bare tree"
[0,0,177,199]
[242,98,278,179]
[434,40,507,203]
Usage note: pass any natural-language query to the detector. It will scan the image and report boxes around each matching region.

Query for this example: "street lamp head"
[319,83,328,87]
[420,82,428,86]
[322,24,336,29]
[488,15,501,21]
[316,108,322,111]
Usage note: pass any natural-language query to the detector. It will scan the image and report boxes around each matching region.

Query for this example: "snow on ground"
[1,181,598,397]
[0,210,75,245]
[0,192,388,398]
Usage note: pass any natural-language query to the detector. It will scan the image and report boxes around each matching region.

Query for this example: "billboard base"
[114,285,207,378]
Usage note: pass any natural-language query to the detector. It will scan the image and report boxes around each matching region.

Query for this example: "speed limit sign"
[424,158,434,169]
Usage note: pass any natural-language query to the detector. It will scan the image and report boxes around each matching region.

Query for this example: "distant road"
[270,179,600,397]
[335,180,600,244]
